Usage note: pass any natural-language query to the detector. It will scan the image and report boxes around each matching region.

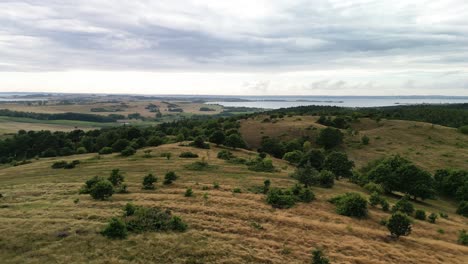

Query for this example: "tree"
[316,127,343,149]
[224,134,246,149]
[190,136,209,149]
[323,152,354,179]
[456,201,468,217]
[259,137,285,158]
[209,130,226,146]
[387,212,412,238]
[101,217,127,239]
[298,149,325,170]
[291,164,319,187]
[90,180,114,200]
[112,139,130,152]
[392,196,415,215]
[266,188,296,209]
[142,173,157,190]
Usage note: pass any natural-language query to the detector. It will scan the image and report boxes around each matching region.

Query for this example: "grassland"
[0,144,467,263]
[240,115,468,172]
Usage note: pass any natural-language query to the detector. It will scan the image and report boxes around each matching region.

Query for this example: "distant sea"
[205,96,468,109]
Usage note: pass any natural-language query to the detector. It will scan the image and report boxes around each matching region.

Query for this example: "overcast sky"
[1,0,467,95]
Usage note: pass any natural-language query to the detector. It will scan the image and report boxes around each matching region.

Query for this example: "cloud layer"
[0,0,467,95]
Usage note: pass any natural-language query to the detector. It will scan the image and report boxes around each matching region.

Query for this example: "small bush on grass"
[51,161,68,169]
[415,209,427,220]
[369,192,382,207]
[184,188,193,197]
[121,146,136,156]
[317,170,335,188]
[142,173,157,190]
[329,192,368,218]
[124,203,137,216]
[90,180,114,200]
[163,171,178,185]
[125,206,187,233]
[101,217,127,239]
[311,248,330,264]
[428,213,438,223]
[189,136,210,149]
[79,176,104,194]
[217,150,234,160]
[160,152,172,160]
[439,212,449,219]
[213,182,220,189]
[179,152,199,158]
[263,179,271,194]
[247,158,276,172]
[99,147,113,155]
[266,188,296,209]
[232,188,242,193]
[458,230,468,245]
[392,196,414,215]
[387,212,412,238]
[364,182,384,194]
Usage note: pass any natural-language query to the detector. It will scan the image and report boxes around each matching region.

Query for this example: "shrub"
[428,213,438,223]
[101,217,127,239]
[439,212,449,219]
[160,152,172,160]
[369,192,382,207]
[185,160,215,171]
[247,158,276,172]
[189,136,210,149]
[224,134,247,149]
[99,147,113,154]
[213,182,220,189]
[179,152,199,158]
[392,196,414,215]
[317,170,335,188]
[80,176,103,194]
[329,192,368,218]
[361,135,370,145]
[415,209,427,220]
[124,206,187,233]
[298,188,315,203]
[76,147,87,154]
[283,150,303,164]
[217,150,234,160]
[387,212,412,238]
[184,188,193,197]
[124,203,136,216]
[142,173,157,190]
[459,125,468,135]
[90,180,114,200]
[291,164,318,187]
[458,230,468,245]
[209,130,225,146]
[456,201,468,217]
[266,188,296,209]
[121,146,136,156]
[381,199,390,212]
[311,249,330,264]
[316,127,343,149]
[232,188,242,193]
[263,179,271,194]
[163,171,178,185]
[51,161,68,169]
[364,182,384,194]
[108,169,124,187]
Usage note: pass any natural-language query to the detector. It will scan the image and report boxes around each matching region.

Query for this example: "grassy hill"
[0,144,467,263]
[240,115,468,172]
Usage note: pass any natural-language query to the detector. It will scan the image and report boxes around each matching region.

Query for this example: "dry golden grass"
[0,144,467,263]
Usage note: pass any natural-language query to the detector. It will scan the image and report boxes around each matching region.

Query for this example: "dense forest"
[0,109,119,122]
[264,104,468,128]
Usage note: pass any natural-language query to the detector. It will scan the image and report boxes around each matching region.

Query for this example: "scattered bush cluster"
[51,160,80,169]
[266,184,315,209]
[329,192,368,218]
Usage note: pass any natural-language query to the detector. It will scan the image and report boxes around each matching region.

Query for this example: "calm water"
[206,96,468,109]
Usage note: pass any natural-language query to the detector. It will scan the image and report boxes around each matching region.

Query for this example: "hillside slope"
[0,144,467,263]
[240,116,468,172]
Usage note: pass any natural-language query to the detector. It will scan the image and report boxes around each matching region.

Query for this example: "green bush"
[142,173,157,190]
[282,150,303,164]
[415,209,426,220]
[121,146,136,156]
[316,127,343,149]
[291,164,318,187]
[51,161,68,169]
[217,150,234,160]
[317,170,335,188]
[163,171,178,185]
[99,147,113,155]
[76,147,87,154]
[160,152,172,160]
[263,179,271,194]
[101,217,127,239]
[323,152,354,179]
[459,125,468,135]
[266,188,296,209]
[247,158,276,172]
[213,182,220,189]
[108,169,124,187]
[458,230,468,245]
[392,196,414,215]
[428,213,438,223]
[361,135,370,145]
[124,203,136,216]
[185,160,215,171]
[90,180,114,200]
[381,199,390,212]
[369,192,382,207]
[125,206,187,233]
[232,188,242,193]
[184,187,193,197]
[456,201,468,217]
[311,249,330,264]
[189,136,210,149]
[364,182,384,194]
[387,212,412,238]
[329,192,368,218]
[179,152,199,158]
